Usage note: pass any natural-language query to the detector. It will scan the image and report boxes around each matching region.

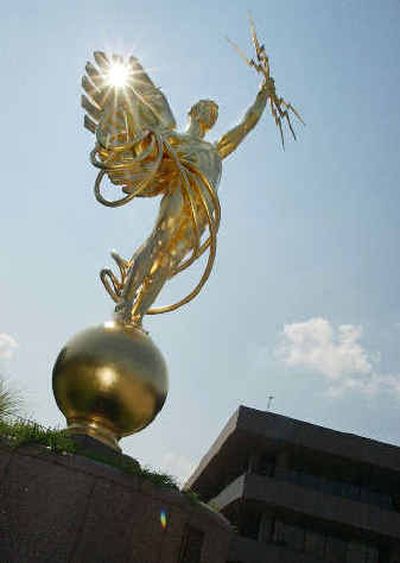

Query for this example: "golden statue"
[52,21,303,450]
[82,19,303,327]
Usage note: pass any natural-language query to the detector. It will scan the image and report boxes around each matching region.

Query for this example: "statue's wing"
[82,51,176,142]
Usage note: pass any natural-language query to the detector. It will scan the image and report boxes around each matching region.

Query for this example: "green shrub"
[0,418,76,453]
[0,377,21,419]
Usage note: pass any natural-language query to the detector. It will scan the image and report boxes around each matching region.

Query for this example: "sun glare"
[107,62,130,88]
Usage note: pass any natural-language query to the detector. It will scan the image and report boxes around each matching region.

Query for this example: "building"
[186,406,400,563]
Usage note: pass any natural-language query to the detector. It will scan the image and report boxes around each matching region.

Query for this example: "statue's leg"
[114,188,185,323]
[130,258,172,324]
[130,209,207,324]
[130,232,194,324]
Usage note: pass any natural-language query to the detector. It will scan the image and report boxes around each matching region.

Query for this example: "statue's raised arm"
[216,80,270,159]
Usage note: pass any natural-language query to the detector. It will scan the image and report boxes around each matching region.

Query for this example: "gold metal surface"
[52,322,168,449]
[81,19,302,327]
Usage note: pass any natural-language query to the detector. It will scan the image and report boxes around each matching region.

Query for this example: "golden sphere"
[52,322,168,450]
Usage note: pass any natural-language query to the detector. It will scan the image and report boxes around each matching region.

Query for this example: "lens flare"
[160,509,167,529]
[107,62,130,88]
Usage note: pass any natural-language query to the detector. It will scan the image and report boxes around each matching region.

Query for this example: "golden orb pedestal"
[52,322,168,451]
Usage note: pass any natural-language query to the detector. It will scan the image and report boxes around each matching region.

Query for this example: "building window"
[178,525,205,563]
[257,454,275,477]
[258,512,273,543]
[265,517,380,563]
[392,493,400,511]
[347,541,379,563]
[325,536,348,562]
[304,529,326,558]
[240,511,261,540]
[272,520,305,551]
[286,468,393,510]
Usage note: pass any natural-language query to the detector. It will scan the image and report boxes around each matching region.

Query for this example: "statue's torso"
[150,132,222,195]
[167,132,222,190]
[119,130,222,200]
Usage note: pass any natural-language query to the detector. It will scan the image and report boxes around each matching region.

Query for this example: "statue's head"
[188,99,219,135]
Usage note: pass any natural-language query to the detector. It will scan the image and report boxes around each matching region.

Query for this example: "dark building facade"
[186,406,400,563]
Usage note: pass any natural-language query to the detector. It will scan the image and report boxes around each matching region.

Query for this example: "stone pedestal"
[0,441,231,562]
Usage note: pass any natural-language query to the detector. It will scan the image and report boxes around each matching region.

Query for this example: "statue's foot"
[114,300,130,321]
[114,299,146,330]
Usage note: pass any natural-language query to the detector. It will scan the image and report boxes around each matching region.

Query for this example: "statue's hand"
[261,76,275,97]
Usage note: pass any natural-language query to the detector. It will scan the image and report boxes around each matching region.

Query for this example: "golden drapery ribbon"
[90,130,221,316]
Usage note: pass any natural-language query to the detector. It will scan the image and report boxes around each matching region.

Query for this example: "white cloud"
[277,318,400,397]
[160,451,195,486]
[0,333,18,360]
[278,318,372,379]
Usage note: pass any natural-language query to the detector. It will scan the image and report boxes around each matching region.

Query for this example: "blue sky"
[0,0,399,482]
